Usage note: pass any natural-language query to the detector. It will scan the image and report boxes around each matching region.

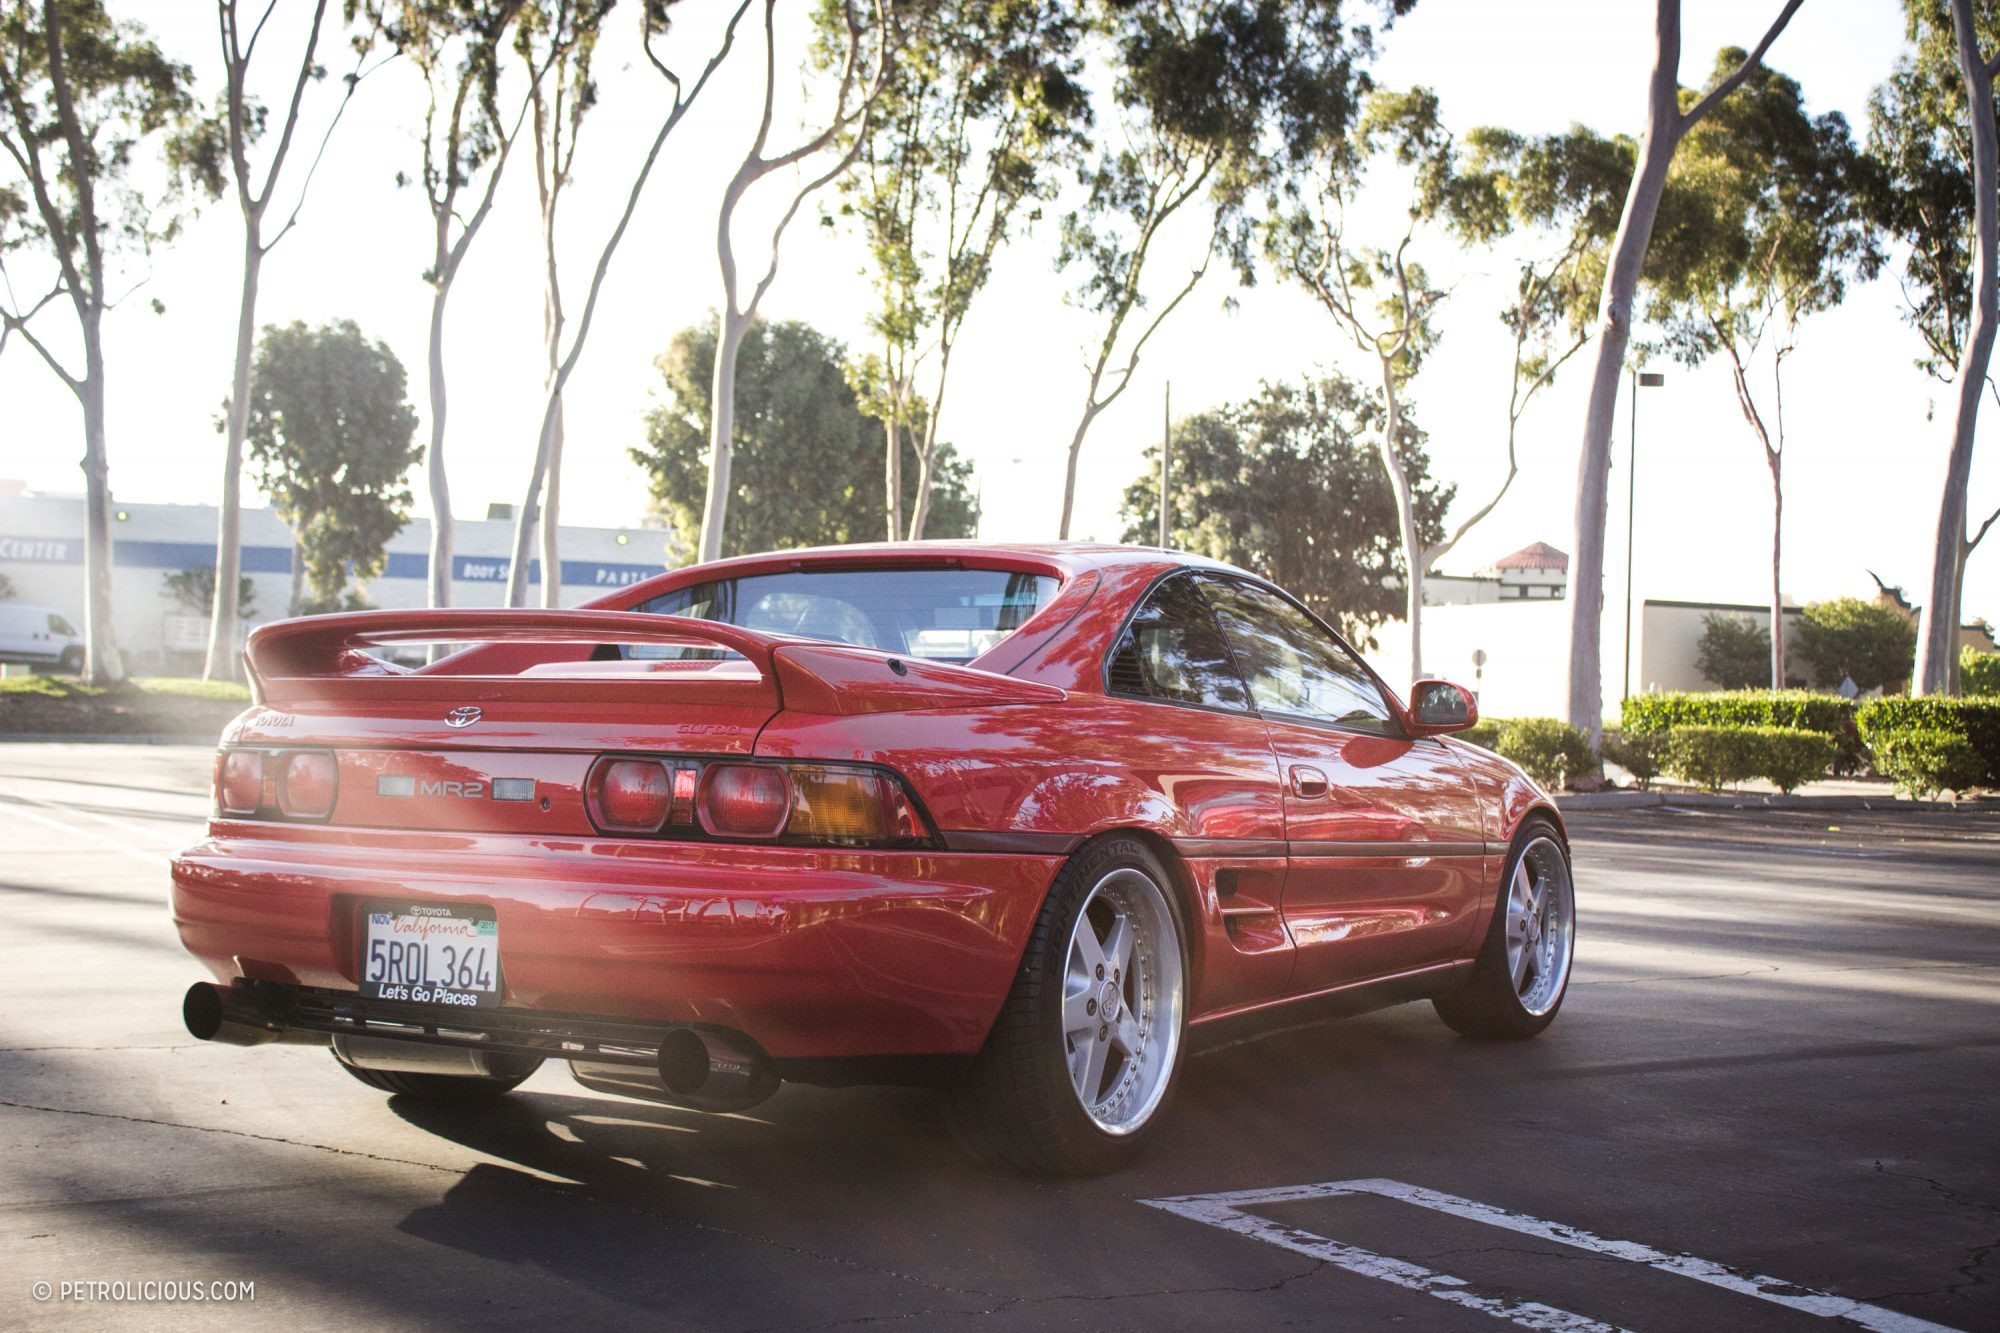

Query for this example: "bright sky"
[3,0,1993,632]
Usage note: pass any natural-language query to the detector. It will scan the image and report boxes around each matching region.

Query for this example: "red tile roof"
[1492,541,1569,572]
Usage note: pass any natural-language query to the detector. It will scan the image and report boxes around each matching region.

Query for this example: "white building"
[1426,541,1571,606]
[0,490,680,673]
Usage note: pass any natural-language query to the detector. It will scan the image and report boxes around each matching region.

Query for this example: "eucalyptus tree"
[1867,0,2000,694]
[695,0,898,563]
[1560,0,1805,743]
[1267,87,1451,676]
[204,0,384,678]
[1650,54,1879,690]
[1438,123,1631,572]
[841,0,1088,540]
[1051,0,1408,541]
[500,0,753,608]
[366,0,543,610]
[0,0,219,682]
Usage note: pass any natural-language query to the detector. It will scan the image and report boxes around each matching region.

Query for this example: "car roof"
[678,541,1258,584]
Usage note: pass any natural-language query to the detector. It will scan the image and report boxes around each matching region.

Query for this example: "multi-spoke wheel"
[947,837,1187,1174]
[1434,819,1575,1039]
[1061,866,1183,1134]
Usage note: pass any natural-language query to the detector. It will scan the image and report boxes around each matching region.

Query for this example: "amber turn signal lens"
[219,750,264,814]
[589,758,672,832]
[786,766,926,843]
[279,751,338,818]
[698,764,791,838]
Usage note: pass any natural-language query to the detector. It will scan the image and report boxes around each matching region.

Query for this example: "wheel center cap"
[1099,980,1121,1022]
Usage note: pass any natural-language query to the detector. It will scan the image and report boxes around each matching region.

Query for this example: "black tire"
[57,647,83,675]
[945,835,1189,1176]
[1433,817,1574,1040]
[333,1049,541,1101]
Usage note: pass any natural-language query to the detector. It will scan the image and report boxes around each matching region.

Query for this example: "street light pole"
[1159,382,1171,549]
[1623,370,1665,701]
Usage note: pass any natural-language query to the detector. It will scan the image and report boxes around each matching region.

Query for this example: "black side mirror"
[1408,679,1477,735]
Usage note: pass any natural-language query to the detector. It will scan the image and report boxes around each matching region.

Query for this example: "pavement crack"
[0,1097,466,1175]
[1871,1161,2000,1219]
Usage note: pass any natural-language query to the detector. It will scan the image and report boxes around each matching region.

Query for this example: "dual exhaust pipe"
[181,981,778,1113]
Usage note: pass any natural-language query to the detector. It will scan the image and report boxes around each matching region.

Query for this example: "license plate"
[359,901,501,1009]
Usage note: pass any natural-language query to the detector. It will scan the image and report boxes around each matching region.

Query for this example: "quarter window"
[1200,578,1395,732]
[1105,574,1249,710]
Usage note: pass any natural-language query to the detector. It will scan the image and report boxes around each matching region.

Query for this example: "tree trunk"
[1916,0,1999,695]
[907,346,954,542]
[1377,360,1422,681]
[884,410,902,542]
[699,311,747,563]
[1056,395,1103,540]
[425,285,454,610]
[287,525,305,618]
[1564,2,1686,744]
[207,228,261,674]
[1768,458,1785,689]
[78,309,123,684]
[539,399,564,608]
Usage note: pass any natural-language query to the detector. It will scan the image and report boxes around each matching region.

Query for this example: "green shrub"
[1871,727,1985,798]
[1856,697,2000,786]
[1496,717,1596,790]
[1964,648,2000,698]
[1659,724,1835,793]
[1662,725,1763,792]
[1756,729,1840,794]
[1624,690,1862,772]
[1600,728,1666,789]
[1459,718,1506,752]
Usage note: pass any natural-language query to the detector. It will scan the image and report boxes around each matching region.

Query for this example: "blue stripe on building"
[1,535,665,589]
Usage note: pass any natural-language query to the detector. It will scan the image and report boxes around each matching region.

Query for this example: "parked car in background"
[172,543,1574,1175]
[0,603,83,673]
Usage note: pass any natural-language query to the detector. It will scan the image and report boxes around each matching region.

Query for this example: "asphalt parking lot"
[1,742,1994,1331]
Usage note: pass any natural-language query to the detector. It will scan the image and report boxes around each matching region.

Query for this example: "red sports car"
[173,543,1574,1174]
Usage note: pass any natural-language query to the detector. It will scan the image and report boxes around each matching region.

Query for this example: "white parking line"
[1,794,176,868]
[1142,1178,1960,1333]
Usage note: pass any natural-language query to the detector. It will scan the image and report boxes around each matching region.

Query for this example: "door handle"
[1289,765,1329,799]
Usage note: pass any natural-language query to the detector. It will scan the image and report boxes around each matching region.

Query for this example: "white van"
[0,604,84,673]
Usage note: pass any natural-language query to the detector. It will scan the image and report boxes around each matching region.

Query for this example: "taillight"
[588,758,672,832]
[787,765,927,843]
[219,750,264,814]
[279,751,338,818]
[698,764,791,838]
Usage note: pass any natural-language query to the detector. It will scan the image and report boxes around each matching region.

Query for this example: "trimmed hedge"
[1600,729,1666,789]
[1662,725,1837,794]
[1959,648,2000,698]
[1871,727,1985,798]
[1856,697,2000,787]
[1624,690,1862,772]
[1460,718,1505,752]
[1622,689,1854,735]
[1496,717,1596,790]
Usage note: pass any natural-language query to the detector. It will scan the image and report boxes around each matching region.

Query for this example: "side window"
[1201,578,1396,733]
[1105,574,1249,710]
[48,614,75,637]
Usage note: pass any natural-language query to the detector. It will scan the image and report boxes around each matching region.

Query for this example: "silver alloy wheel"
[1503,836,1575,1016]
[1061,866,1183,1134]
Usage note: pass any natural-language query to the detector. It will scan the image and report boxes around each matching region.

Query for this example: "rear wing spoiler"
[242,608,1065,715]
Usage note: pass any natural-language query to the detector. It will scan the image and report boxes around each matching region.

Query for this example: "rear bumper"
[171,822,1063,1059]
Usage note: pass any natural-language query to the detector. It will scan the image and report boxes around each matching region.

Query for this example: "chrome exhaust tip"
[570,1026,778,1113]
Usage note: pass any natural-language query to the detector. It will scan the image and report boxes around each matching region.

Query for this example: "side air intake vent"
[1106,632,1147,696]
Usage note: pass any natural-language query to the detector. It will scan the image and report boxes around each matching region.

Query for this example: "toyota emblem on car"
[444,705,483,729]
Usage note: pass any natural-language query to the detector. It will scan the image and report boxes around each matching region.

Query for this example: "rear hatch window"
[631,568,1057,665]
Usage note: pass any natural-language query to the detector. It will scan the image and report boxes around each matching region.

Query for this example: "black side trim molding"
[1289,839,1487,858]
[1188,960,1472,1054]
[1173,838,1287,858]
[938,830,1085,855]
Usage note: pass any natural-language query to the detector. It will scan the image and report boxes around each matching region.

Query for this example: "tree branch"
[1680,0,1806,127]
